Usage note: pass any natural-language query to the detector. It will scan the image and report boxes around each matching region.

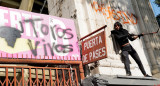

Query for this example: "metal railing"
[0,66,79,86]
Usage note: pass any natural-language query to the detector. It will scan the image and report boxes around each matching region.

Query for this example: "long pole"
[143,28,160,35]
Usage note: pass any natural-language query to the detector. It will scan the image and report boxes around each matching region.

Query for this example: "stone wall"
[47,0,160,77]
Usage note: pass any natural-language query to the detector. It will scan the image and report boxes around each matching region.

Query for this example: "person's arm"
[111,30,128,40]
[128,33,144,41]
[128,34,137,41]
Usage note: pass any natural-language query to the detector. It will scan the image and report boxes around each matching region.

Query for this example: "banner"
[82,31,107,64]
[0,6,80,60]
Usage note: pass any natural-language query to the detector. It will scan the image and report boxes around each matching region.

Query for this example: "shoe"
[126,71,132,76]
[144,74,152,77]
[126,73,132,76]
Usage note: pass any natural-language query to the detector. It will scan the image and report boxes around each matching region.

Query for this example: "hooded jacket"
[111,28,135,47]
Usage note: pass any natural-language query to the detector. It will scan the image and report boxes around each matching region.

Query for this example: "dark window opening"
[0,0,48,15]
[0,0,22,9]
[32,0,48,14]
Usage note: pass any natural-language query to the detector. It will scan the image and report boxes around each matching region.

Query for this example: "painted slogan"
[91,1,137,24]
[0,6,80,60]
[82,31,107,64]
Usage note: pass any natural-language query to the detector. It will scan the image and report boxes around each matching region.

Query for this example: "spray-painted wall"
[48,0,160,77]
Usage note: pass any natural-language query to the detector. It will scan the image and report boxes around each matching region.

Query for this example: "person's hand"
[138,33,144,38]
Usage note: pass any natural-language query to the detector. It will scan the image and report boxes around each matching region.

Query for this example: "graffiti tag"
[91,1,137,24]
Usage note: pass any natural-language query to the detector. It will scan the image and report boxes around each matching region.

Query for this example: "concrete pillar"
[19,0,34,11]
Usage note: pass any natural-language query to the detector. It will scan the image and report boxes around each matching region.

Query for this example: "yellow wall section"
[0,38,41,54]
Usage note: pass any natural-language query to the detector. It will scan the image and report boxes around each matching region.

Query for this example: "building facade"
[0,0,160,85]
[48,0,160,78]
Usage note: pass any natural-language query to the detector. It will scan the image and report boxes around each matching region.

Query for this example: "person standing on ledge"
[111,22,151,77]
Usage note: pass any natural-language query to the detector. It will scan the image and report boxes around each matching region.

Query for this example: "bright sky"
[150,0,160,16]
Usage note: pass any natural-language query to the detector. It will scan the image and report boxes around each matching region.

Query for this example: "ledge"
[82,74,160,85]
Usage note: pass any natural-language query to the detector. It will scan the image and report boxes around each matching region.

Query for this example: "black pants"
[121,44,147,75]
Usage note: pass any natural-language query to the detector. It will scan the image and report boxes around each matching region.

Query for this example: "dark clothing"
[111,28,135,47]
[121,44,147,75]
[111,28,147,76]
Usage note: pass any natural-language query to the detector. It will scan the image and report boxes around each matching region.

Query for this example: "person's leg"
[121,51,131,75]
[129,47,147,75]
